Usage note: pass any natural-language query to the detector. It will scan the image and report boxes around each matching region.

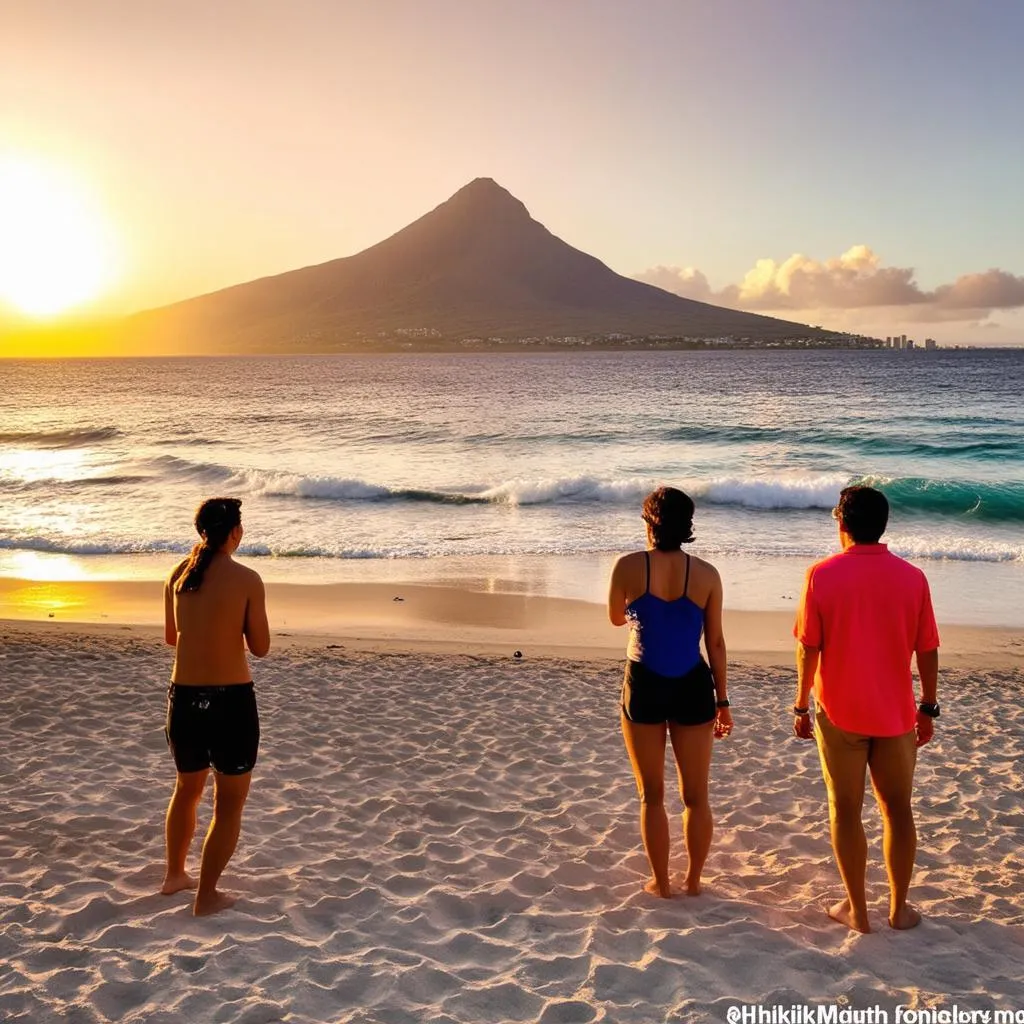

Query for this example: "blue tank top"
[626,551,705,677]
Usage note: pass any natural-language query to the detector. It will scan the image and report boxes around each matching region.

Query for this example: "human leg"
[869,729,920,929]
[815,709,871,933]
[161,769,209,894]
[620,712,675,897]
[668,721,714,894]
[193,771,251,916]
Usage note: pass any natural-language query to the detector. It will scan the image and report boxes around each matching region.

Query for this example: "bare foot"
[683,875,703,896]
[889,904,922,930]
[644,878,681,898]
[160,872,197,895]
[828,898,871,934]
[192,890,237,917]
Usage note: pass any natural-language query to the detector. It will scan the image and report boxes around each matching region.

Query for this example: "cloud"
[635,247,1024,323]
[636,266,716,304]
[933,269,1024,310]
[728,246,927,309]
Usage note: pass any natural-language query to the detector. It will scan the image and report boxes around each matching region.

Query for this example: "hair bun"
[642,486,696,549]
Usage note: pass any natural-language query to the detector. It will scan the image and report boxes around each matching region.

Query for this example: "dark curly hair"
[642,486,695,551]
[835,485,889,544]
[173,497,243,593]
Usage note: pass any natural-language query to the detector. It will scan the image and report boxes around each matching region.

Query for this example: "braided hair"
[173,497,243,593]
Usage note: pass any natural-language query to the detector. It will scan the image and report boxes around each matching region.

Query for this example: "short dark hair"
[835,486,888,544]
[642,487,695,550]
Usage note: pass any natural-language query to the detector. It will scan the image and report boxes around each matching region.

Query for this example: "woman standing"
[607,486,732,898]
[160,497,270,916]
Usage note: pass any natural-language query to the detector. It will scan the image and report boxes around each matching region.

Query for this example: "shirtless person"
[160,497,270,916]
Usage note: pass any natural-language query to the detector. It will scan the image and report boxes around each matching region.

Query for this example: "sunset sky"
[2,0,1022,345]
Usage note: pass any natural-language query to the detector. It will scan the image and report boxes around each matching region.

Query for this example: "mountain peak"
[131,179,820,352]
[442,177,531,220]
[453,176,513,198]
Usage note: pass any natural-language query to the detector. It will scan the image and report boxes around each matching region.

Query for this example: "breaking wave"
[117,456,1024,523]
[0,532,1019,563]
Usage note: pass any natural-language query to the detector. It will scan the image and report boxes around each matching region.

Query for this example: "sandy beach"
[1,582,1023,1023]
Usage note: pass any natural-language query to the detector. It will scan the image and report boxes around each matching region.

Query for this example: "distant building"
[925,338,937,350]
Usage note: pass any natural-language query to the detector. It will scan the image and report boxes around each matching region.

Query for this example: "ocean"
[1,349,1022,625]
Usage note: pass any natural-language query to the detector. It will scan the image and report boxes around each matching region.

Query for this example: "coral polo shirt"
[794,543,940,736]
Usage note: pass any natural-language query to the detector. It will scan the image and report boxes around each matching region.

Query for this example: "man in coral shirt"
[793,485,940,934]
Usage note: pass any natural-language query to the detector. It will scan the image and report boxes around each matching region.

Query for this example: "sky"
[2,0,1023,345]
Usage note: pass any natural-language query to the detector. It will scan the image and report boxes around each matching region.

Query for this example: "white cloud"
[635,246,1024,324]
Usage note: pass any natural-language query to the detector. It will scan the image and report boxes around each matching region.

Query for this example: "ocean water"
[1,349,1022,624]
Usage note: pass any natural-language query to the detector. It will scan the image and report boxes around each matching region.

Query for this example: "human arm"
[607,556,629,627]
[913,576,940,746]
[163,579,177,647]
[703,568,732,737]
[792,566,821,739]
[914,647,939,747]
[244,574,271,658]
[164,559,189,646]
[793,642,818,739]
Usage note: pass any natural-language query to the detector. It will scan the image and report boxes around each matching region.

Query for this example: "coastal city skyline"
[2,0,1023,348]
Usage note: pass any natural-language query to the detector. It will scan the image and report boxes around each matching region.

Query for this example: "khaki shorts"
[815,705,917,803]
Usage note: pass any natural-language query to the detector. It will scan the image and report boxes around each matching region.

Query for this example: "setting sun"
[0,154,119,319]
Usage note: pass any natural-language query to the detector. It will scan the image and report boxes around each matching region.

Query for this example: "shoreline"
[1,576,1020,669]
[4,344,1019,360]
[2,548,1022,631]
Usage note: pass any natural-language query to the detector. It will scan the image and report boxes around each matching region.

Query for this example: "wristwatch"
[918,702,940,718]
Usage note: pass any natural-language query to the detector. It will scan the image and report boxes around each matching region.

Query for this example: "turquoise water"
[1,349,1021,622]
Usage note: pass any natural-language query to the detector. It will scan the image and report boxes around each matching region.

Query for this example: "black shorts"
[165,683,260,776]
[621,658,716,726]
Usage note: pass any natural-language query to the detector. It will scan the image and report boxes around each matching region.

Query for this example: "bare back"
[166,554,270,684]
[620,549,718,610]
[608,548,726,660]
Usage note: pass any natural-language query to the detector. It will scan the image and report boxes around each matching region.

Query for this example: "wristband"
[716,699,731,708]
[918,702,940,718]
[793,706,810,716]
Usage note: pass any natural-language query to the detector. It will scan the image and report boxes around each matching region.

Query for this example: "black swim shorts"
[165,683,260,775]
[621,658,716,726]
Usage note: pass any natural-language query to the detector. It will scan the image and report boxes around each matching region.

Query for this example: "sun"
[0,155,119,319]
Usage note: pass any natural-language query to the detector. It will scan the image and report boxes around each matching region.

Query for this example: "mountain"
[123,178,821,352]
